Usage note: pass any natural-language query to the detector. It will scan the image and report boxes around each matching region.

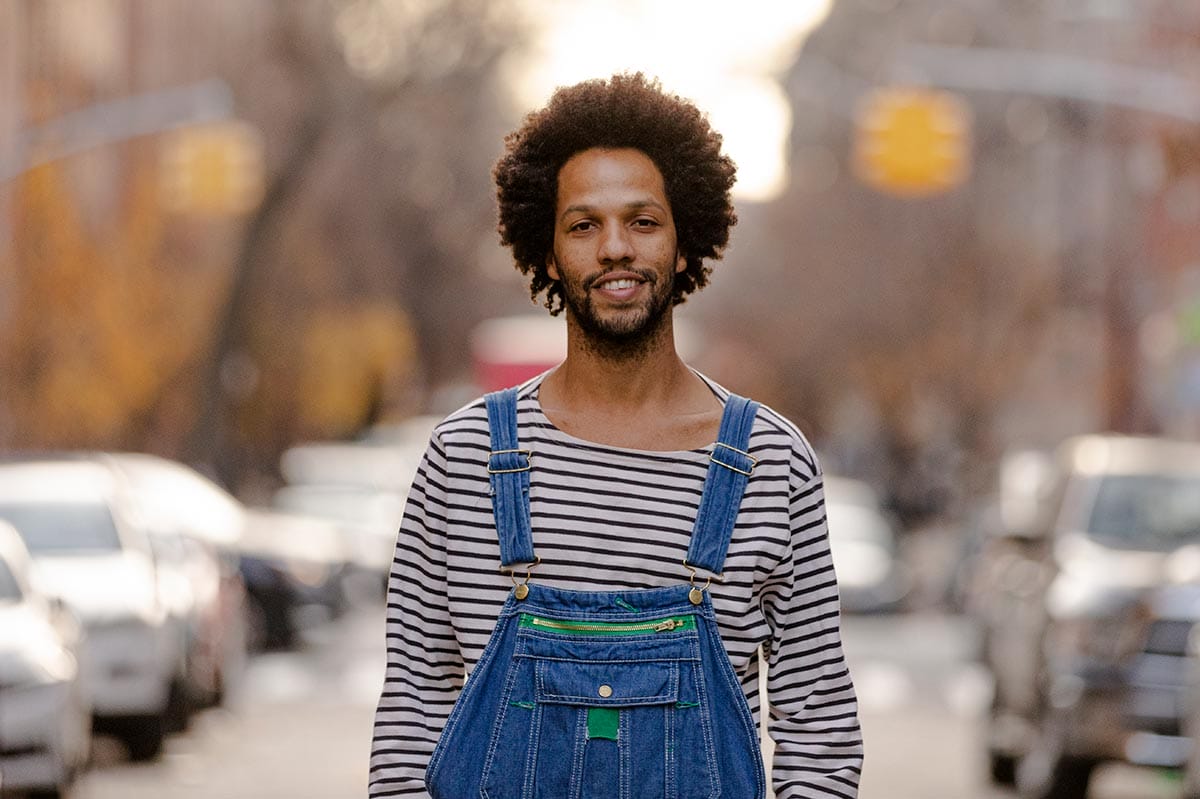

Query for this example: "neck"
[547,310,695,412]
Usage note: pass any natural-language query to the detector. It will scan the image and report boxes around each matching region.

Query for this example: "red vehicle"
[470,315,566,392]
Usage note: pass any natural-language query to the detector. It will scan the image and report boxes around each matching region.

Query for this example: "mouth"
[590,272,648,302]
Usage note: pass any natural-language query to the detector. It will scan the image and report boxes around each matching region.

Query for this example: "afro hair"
[493,72,738,314]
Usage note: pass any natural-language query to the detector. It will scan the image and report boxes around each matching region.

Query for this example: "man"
[370,73,862,798]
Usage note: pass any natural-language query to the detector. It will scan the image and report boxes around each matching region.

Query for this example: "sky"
[509,1,834,202]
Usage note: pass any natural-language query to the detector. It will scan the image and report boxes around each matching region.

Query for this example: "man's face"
[548,147,686,344]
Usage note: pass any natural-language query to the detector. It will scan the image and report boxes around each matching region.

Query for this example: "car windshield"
[1086,474,1200,551]
[0,502,121,554]
[0,560,20,600]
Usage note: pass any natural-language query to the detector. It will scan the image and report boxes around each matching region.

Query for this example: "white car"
[99,454,248,712]
[272,483,405,581]
[0,520,91,798]
[0,460,181,761]
[824,476,910,613]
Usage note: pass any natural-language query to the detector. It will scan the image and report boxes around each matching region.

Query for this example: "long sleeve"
[369,433,463,798]
[764,467,864,798]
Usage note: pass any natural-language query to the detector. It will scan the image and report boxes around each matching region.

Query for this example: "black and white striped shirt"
[369,374,863,798]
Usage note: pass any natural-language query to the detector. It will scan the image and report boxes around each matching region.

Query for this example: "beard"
[558,266,676,357]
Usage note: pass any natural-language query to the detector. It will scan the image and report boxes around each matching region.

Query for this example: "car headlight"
[0,645,75,689]
[285,558,332,588]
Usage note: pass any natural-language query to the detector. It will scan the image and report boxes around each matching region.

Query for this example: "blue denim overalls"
[425,387,766,799]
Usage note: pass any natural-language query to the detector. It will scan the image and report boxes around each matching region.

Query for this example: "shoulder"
[697,372,821,487]
[426,376,544,452]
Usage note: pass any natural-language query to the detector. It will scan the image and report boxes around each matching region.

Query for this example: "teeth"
[600,279,638,290]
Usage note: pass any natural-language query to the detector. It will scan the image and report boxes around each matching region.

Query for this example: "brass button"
[598,684,613,698]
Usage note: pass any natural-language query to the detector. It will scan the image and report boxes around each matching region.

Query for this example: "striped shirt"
[369,374,863,798]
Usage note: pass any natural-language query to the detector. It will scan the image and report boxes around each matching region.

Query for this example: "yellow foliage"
[3,154,224,448]
[298,304,417,435]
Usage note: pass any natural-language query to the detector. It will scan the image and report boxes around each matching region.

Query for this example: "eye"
[632,217,660,229]
[569,220,596,233]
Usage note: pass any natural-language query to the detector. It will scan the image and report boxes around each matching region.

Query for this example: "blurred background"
[3,1,1200,798]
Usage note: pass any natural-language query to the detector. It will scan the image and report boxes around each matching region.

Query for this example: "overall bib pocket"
[479,616,719,799]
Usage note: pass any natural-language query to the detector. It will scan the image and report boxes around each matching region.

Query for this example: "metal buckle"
[683,559,724,604]
[682,559,725,587]
[487,448,532,474]
[709,442,757,476]
[501,556,541,599]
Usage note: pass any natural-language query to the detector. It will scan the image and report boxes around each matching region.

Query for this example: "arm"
[764,467,864,798]
[369,433,463,798]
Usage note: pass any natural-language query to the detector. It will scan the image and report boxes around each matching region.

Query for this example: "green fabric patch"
[587,707,620,740]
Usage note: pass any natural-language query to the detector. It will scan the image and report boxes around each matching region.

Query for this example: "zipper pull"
[653,619,679,633]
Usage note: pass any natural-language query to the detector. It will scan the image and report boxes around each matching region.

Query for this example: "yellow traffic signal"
[853,87,971,197]
[160,121,265,215]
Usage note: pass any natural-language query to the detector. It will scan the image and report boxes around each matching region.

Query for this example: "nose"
[597,223,634,263]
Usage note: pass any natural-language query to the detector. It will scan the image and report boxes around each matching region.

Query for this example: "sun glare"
[509,1,833,201]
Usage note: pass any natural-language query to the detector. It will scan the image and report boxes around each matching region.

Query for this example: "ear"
[674,250,687,274]
[546,252,560,281]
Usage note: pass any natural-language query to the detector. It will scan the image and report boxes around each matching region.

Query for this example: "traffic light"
[160,121,265,215]
[853,87,971,198]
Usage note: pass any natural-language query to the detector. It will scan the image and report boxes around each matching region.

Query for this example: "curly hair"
[493,73,738,315]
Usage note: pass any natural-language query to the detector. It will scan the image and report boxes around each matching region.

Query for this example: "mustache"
[582,268,658,291]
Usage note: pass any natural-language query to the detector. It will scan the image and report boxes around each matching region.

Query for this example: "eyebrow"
[559,199,667,223]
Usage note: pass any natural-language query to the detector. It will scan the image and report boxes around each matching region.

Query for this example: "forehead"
[555,148,668,208]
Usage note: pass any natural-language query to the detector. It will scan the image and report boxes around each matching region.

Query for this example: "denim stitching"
[537,662,678,706]
[618,706,632,799]
[521,701,541,799]
[426,598,514,788]
[665,702,677,799]
[705,613,765,798]
[479,651,530,799]
[568,707,587,799]
[687,651,721,799]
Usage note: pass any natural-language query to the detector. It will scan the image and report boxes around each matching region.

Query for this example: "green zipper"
[518,613,696,636]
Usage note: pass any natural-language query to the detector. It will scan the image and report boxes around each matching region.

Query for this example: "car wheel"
[26,789,69,799]
[1015,712,1095,799]
[120,713,167,762]
[988,749,1017,786]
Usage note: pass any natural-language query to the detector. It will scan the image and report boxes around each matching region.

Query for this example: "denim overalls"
[425,388,766,799]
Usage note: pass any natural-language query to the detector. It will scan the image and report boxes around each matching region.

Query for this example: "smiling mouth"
[596,278,643,291]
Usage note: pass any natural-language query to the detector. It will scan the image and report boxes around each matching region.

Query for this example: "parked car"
[238,509,351,650]
[977,435,1200,799]
[824,477,909,613]
[98,454,247,713]
[0,520,91,798]
[272,482,404,591]
[0,459,181,761]
[1183,607,1200,799]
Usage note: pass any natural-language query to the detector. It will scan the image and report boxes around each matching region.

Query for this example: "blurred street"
[74,604,383,799]
[64,598,1183,799]
[6,1,1200,798]
[845,613,1180,799]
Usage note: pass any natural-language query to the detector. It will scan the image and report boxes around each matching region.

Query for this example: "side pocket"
[671,662,719,799]
[480,656,538,799]
[427,605,519,798]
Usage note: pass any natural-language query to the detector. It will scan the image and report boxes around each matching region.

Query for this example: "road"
[72,605,1184,799]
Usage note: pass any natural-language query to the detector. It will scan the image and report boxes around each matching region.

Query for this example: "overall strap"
[484,387,536,567]
[685,394,760,575]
